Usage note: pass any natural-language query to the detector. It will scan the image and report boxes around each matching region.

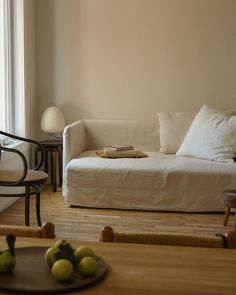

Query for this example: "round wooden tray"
[0,247,107,294]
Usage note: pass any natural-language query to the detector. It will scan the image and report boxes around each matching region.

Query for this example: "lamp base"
[46,132,63,141]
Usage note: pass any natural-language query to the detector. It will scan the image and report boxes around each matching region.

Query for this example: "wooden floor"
[0,185,234,241]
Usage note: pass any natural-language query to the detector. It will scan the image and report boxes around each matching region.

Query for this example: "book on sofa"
[105,145,134,151]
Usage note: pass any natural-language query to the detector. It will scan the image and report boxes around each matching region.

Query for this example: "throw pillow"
[176,104,236,163]
[158,112,196,153]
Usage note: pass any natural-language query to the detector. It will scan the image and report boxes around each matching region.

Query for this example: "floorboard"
[0,185,233,241]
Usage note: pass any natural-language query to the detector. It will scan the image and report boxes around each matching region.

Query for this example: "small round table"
[35,140,63,192]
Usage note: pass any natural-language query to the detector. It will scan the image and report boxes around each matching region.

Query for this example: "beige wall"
[35,0,236,130]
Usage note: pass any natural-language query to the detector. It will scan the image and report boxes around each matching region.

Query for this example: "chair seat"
[0,170,48,186]
[221,190,236,229]
[222,190,236,207]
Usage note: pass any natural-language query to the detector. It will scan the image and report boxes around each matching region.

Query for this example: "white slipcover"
[63,119,236,212]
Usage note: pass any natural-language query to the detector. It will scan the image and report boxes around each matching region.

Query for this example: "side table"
[35,140,63,192]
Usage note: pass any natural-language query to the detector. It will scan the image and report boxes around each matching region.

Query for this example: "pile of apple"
[45,240,98,282]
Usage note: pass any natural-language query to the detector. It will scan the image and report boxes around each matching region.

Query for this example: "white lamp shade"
[41,106,65,133]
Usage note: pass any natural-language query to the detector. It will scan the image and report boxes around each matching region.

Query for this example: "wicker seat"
[221,189,236,230]
[101,226,236,248]
[0,131,48,226]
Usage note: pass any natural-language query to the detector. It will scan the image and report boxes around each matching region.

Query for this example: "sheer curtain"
[0,0,9,133]
[0,0,25,137]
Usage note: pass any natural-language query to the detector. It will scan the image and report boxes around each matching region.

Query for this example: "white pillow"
[158,112,196,153]
[176,105,236,163]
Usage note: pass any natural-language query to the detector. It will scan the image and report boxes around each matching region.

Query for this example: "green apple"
[45,246,58,267]
[78,257,97,277]
[0,251,16,272]
[74,246,95,261]
[52,259,74,282]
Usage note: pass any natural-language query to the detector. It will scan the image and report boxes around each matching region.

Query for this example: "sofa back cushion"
[83,119,160,151]
[158,112,196,154]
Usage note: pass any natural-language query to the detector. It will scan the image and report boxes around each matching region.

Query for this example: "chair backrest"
[101,226,236,249]
[0,130,44,171]
[0,222,56,239]
[0,131,46,186]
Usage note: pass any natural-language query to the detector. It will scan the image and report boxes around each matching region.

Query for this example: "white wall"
[36,0,236,133]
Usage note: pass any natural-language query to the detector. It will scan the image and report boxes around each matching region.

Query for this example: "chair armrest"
[0,145,28,185]
[0,131,44,170]
[63,120,86,174]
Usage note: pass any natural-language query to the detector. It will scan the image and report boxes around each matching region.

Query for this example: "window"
[0,0,25,136]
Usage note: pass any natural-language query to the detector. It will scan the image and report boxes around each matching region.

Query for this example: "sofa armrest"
[63,120,86,175]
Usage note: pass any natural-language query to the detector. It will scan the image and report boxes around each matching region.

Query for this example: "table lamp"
[41,106,65,140]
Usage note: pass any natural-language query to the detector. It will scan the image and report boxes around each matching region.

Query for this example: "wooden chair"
[101,226,236,249]
[0,222,55,239]
[0,131,48,226]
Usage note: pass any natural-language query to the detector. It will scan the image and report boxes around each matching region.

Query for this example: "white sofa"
[63,119,236,212]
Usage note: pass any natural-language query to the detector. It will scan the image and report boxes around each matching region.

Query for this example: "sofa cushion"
[176,105,236,163]
[158,112,196,154]
[64,150,236,212]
